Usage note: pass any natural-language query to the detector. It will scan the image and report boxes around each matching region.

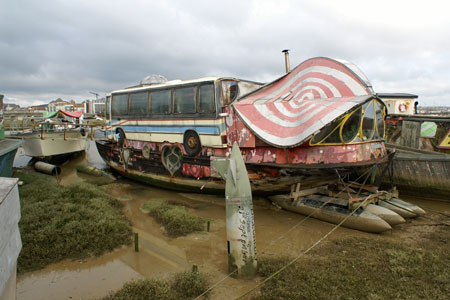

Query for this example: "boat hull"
[19,131,86,158]
[96,139,389,194]
[385,144,450,200]
[0,139,23,177]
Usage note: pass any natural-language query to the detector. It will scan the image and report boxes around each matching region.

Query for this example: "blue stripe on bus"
[121,125,222,135]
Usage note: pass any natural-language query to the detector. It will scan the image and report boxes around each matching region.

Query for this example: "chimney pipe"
[282,49,290,73]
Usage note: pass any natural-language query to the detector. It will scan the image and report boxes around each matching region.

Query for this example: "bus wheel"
[117,128,126,147]
[183,131,201,156]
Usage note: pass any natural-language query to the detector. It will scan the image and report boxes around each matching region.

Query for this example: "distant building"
[72,102,85,112]
[417,106,450,116]
[28,104,47,112]
[84,98,106,115]
[3,103,21,111]
[48,98,73,112]
[377,93,418,115]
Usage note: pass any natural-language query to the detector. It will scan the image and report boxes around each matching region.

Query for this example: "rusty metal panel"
[233,57,373,147]
[225,107,255,148]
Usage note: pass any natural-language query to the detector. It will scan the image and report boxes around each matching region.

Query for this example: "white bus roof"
[111,76,237,94]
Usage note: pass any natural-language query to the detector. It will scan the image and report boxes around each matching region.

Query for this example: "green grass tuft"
[142,198,205,237]
[101,269,209,300]
[15,169,132,273]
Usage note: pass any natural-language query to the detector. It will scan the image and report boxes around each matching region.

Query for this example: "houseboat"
[96,57,389,194]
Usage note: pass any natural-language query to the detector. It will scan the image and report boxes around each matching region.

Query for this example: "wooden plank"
[401,120,421,149]
[290,184,329,201]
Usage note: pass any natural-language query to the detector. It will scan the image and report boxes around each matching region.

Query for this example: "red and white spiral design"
[233,57,373,147]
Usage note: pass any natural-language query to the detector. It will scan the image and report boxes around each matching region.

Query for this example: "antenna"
[89,91,99,100]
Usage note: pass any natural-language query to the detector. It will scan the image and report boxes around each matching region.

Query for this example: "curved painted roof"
[232,57,374,147]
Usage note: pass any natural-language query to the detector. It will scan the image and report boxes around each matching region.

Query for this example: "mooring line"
[420,206,450,218]
[234,195,373,300]
[194,168,375,300]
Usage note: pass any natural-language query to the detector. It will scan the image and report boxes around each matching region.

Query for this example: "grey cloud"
[1,0,449,107]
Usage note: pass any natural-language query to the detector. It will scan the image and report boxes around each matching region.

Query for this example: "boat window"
[111,94,129,116]
[310,117,343,144]
[221,81,238,105]
[150,89,171,114]
[198,84,215,113]
[361,101,375,140]
[129,92,148,114]
[323,126,342,143]
[106,95,111,119]
[341,107,362,143]
[310,99,386,145]
[375,100,385,139]
[174,87,196,114]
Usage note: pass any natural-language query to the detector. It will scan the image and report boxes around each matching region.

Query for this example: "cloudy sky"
[1,0,449,107]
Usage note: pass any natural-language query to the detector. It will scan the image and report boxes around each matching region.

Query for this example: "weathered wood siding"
[0,178,21,300]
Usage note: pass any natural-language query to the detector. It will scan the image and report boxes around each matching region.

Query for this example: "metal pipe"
[34,161,61,176]
[282,49,290,73]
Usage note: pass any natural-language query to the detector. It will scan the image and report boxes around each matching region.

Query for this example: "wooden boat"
[12,110,86,161]
[385,143,450,200]
[96,57,390,194]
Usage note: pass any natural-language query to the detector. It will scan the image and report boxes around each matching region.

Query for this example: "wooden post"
[134,233,139,252]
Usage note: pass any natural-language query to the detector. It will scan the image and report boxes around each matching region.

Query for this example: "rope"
[235,195,373,300]
[194,167,375,300]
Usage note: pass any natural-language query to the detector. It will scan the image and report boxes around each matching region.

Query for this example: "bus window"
[150,90,171,114]
[198,84,215,113]
[106,95,111,120]
[130,92,148,114]
[174,87,196,114]
[111,94,128,116]
[221,81,238,105]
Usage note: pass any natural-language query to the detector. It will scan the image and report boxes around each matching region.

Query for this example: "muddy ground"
[15,143,450,300]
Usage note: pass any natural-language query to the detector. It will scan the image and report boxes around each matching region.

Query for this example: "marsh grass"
[142,198,205,237]
[101,269,209,300]
[253,229,450,300]
[15,169,132,273]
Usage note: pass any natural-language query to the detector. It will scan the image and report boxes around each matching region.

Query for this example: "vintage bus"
[97,57,389,194]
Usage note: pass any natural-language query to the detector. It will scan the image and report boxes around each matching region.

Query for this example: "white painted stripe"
[261,65,368,101]
[252,100,329,128]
